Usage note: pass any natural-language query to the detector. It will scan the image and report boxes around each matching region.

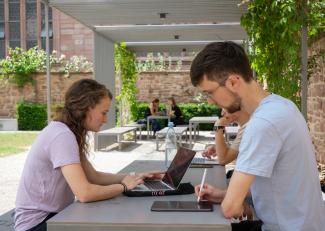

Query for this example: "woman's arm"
[61,163,143,202]
[82,159,127,185]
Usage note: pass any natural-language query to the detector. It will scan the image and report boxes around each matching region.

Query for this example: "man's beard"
[225,93,241,113]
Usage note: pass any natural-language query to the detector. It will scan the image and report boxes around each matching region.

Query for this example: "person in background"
[203,109,250,166]
[15,79,161,231]
[144,98,161,134]
[190,41,325,231]
[167,97,185,126]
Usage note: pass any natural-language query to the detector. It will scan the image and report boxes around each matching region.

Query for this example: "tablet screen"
[151,201,213,212]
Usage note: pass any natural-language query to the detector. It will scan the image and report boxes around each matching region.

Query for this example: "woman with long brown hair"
[167,97,184,126]
[14,79,158,231]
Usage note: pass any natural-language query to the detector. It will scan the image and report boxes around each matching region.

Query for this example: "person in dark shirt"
[167,97,184,126]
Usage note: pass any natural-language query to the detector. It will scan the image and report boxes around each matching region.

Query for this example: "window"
[0,0,5,58]
[0,1,53,56]
[41,2,53,52]
[26,0,37,49]
[8,0,20,48]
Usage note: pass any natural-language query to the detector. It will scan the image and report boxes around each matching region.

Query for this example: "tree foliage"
[240,0,324,107]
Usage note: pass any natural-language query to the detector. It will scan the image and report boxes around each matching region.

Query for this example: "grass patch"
[0,132,39,157]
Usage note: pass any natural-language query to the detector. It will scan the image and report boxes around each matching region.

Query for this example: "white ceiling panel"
[48,0,248,52]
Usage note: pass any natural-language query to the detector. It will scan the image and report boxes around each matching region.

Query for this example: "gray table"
[147,115,170,139]
[189,116,219,144]
[47,160,230,231]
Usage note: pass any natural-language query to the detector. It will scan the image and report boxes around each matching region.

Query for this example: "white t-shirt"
[236,94,325,231]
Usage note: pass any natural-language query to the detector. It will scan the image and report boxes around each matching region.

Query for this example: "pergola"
[43,1,308,146]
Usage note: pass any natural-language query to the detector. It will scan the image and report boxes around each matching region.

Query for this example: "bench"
[96,127,137,150]
[155,126,188,151]
[124,122,146,140]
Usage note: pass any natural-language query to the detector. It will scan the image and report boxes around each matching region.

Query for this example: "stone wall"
[0,73,92,117]
[307,36,325,164]
[52,8,93,61]
[136,71,198,104]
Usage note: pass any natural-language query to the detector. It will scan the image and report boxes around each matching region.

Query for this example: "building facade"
[0,0,93,60]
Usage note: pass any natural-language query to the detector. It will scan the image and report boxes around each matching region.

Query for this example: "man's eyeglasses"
[201,84,223,100]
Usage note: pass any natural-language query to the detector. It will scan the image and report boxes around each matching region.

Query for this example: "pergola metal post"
[44,0,51,124]
[301,0,308,120]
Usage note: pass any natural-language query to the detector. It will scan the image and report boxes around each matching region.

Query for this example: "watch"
[213,125,225,132]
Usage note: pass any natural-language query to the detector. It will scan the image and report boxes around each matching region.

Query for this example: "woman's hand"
[195,183,225,203]
[137,171,165,180]
[121,175,144,190]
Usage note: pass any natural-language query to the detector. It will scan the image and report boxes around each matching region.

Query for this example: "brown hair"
[168,97,176,107]
[152,98,160,104]
[55,79,112,162]
[190,41,253,87]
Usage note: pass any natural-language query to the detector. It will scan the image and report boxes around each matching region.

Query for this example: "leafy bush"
[0,47,45,87]
[0,47,93,88]
[135,102,221,130]
[16,102,47,130]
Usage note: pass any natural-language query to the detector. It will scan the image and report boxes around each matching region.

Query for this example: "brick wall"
[136,71,199,104]
[307,36,325,164]
[0,73,92,117]
[52,8,93,61]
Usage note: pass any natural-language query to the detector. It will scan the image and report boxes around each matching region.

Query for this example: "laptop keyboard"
[145,181,171,190]
[192,157,207,164]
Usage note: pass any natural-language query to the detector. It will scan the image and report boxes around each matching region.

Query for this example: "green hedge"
[135,102,221,130]
[16,102,221,131]
[17,102,47,130]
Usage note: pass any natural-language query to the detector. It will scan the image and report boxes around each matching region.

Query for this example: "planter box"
[0,118,18,131]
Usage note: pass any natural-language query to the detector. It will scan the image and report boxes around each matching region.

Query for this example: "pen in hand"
[197,168,207,202]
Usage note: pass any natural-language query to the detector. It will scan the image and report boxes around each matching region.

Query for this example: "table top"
[147,115,170,119]
[189,116,219,123]
[225,126,239,134]
[156,126,188,135]
[98,126,137,134]
[47,160,230,231]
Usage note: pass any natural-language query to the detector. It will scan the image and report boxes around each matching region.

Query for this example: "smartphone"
[151,201,213,212]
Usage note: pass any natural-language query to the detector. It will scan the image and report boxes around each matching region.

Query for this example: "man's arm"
[214,128,238,165]
[221,171,255,219]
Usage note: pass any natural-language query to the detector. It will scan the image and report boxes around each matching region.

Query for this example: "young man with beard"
[191,41,325,231]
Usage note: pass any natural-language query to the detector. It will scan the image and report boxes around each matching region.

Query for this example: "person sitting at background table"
[144,98,161,134]
[14,79,161,231]
[203,108,250,166]
[167,97,185,126]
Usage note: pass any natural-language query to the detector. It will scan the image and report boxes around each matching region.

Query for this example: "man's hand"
[202,145,217,159]
[215,112,237,127]
[194,183,226,203]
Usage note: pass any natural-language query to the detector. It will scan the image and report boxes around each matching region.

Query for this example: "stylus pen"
[197,168,207,202]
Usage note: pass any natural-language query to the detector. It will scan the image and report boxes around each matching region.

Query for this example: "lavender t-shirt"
[14,121,80,231]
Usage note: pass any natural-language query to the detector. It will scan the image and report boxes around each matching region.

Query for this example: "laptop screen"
[162,147,196,188]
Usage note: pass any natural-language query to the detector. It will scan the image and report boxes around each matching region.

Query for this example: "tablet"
[151,201,213,212]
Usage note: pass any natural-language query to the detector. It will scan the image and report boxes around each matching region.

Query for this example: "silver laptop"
[129,147,196,192]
